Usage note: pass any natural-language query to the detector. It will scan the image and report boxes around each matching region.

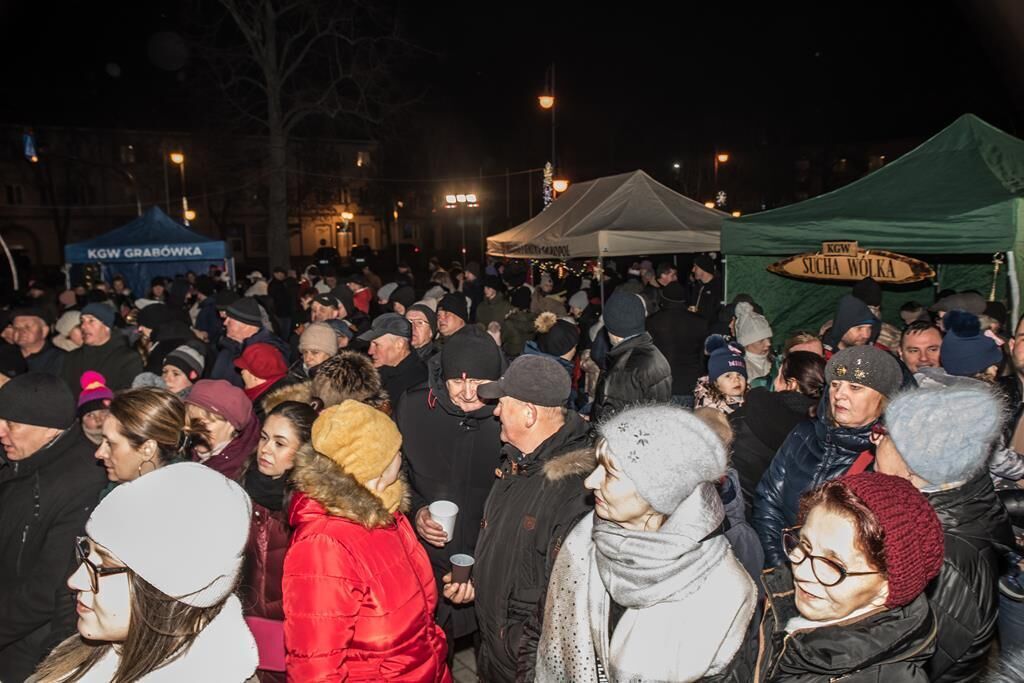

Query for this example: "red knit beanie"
[840,472,944,608]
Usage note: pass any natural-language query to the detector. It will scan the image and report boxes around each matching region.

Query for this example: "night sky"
[0,1,1020,187]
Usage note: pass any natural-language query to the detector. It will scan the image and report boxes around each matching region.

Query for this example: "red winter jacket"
[242,500,290,621]
[283,450,451,682]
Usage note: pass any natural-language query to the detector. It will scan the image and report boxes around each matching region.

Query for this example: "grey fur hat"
[598,404,727,515]
[886,384,1005,486]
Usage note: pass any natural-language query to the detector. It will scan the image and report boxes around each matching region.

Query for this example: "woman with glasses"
[30,463,258,682]
[754,345,902,567]
[536,405,757,682]
[753,472,944,682]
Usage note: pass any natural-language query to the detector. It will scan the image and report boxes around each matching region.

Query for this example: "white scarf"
[745,351,772,381]
[537,490,757,682]
[69,595,257,683]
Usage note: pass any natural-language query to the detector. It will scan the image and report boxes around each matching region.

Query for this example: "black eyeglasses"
[782,527,880,587]
[75,536,128,593]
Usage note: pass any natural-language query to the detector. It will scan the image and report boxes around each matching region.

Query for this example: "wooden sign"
[768,243,935,285]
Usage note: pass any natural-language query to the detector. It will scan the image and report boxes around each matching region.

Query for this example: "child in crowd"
[694,335,748,414]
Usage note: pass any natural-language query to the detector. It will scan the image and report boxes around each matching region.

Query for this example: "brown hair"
[798,479,888,576]
[778,351,826,400]
[108,388,196,467]
[30,571,224,683]
[783,331,821,354]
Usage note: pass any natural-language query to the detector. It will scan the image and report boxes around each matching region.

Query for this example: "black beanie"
[693,254,716,274]
[852,277,882,307]
[438,293,469,322]
[0,372,76,428]
[226,297,263,326]
[536,316,580,357]
[137,303,177,330]
[391,285,417,310]
[483,275,505,293]
[441,327,503,381]
[510,286,532,310]
[603,290,646,337]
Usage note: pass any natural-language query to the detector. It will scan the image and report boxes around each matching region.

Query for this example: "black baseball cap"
[357,313,412,341]
[313,293,341,309]
[477,355,570,407]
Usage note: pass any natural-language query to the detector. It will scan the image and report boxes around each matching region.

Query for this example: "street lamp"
[185,209,197,222]
[444,191,480,258]
[552,178,569,194]
[713,150,730,205]
[539,63,557,208]
[169,152,190,226]
[704,201,716,209]
[731,210,742,218]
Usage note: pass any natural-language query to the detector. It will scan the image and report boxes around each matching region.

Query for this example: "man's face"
[493,396,531,449]
[273,271,285,281]
[407,311,433,349]
[310,302,340,323]
[899,328,942,373]
[445,375,488,413]
[0,419,61,460]
[657,269,677,287]
[12,316,47,351]
[79,315,111,346]
[437,310,465,337]
[839,324,874,349]
[1010,318,1024,374]
[225,317,259,343]
[484,286,497,301]
[368,334,408,369]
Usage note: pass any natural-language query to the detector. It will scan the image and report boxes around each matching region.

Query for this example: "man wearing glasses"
[0,373,107,681]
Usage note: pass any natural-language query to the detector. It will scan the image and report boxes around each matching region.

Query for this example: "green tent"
[722,113,1024,338]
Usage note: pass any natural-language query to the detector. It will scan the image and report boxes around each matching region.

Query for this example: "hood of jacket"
[261,379,314,414]
[823,295,880,349]
[290,447,410,529]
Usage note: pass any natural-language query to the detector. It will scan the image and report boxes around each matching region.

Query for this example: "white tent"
[487,170,727,259]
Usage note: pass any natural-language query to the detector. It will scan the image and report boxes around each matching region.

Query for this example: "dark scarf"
[244,466,288,511]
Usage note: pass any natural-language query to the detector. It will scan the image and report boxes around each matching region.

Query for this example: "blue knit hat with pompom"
[706,334,747,382]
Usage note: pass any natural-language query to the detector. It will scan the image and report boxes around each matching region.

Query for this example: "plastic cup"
[428,500,459,543]
[450,554,475,584]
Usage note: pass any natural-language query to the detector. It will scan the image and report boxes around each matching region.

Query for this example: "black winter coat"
[924,473,1014,683]
[753,400,875,567]
[395,362,503,640]
[23,342,64,377]
[61,332,143,392]
[998,374,1024,447]
[0,427,108,682]
[591,332,672,422]
[379,351,428,407]
[751,566,936,682]
[474,413,594,683]
[210,327,291,388]
[646,300,707,397]
[729,389,816,521]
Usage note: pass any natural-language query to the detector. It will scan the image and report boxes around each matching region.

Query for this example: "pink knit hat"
[185,379,253,430]
[77,371,114,417]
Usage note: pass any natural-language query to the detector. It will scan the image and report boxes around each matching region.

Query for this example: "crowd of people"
[1,253,1024,681]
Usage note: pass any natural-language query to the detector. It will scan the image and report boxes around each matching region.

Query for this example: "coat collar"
[290,447,409,528]
[499,412,593,479]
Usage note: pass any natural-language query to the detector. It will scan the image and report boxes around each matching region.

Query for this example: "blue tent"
[65,207,232,295]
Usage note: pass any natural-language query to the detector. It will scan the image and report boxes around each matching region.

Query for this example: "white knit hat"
[734,301,773,347]
[86,462,252,607]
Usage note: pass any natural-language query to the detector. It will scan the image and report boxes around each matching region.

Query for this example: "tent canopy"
[487,170,727,259]
[65,207,231,295]
[722,113,1024,255]
[65,206,228,263]
[719,114,1024,340]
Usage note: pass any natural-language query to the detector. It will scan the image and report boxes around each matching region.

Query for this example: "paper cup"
[450,554,475,584]
[429,500,459,542]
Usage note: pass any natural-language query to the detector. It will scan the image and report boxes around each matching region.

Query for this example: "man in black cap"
[209,297,289,388]
[61,303,143,392]
[359,313,427,404]
[395,326,504,664]
[10,308,63,377]
[591,290,672,421]
[0,373,107,681]
[437,293,468,339]
[310,293,345,323]
[688,254,723,321]
[445,354,594,683]
[405,304,439,361]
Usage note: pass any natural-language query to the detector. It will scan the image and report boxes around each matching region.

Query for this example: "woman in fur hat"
[282,400,451,681]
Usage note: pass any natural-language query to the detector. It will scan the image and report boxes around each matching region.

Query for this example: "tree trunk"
[267,123,290,271]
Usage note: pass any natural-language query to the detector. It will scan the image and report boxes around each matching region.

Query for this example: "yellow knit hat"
[312,400,403,487]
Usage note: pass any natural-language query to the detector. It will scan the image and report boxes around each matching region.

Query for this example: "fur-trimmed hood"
[543,446,596,482]
[261,379,314,414]
[290,447,409,529]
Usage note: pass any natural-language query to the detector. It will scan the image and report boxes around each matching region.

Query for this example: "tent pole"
[0,231,18,291]
[1009,250,1020,326]
[722,256,728,306]
[599,256,605,309]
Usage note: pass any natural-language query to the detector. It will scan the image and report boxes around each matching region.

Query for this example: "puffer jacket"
[924,473,1014,683]
[752,397,875,567]
[283,450,450,682]
[591,332,672,422]
[751,565,936,682]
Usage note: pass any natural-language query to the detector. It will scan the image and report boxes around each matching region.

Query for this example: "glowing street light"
[341,211,355,221]
[552,179,570,194]
[716,153,730,164]
[672,162,681,170]
[731,210,742,217]
[184,209,197,221]
[169,152,185,165]
[538,95,555,110]
[168,152,189,225]
[445,194,457,204]
[704,201,716,209]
